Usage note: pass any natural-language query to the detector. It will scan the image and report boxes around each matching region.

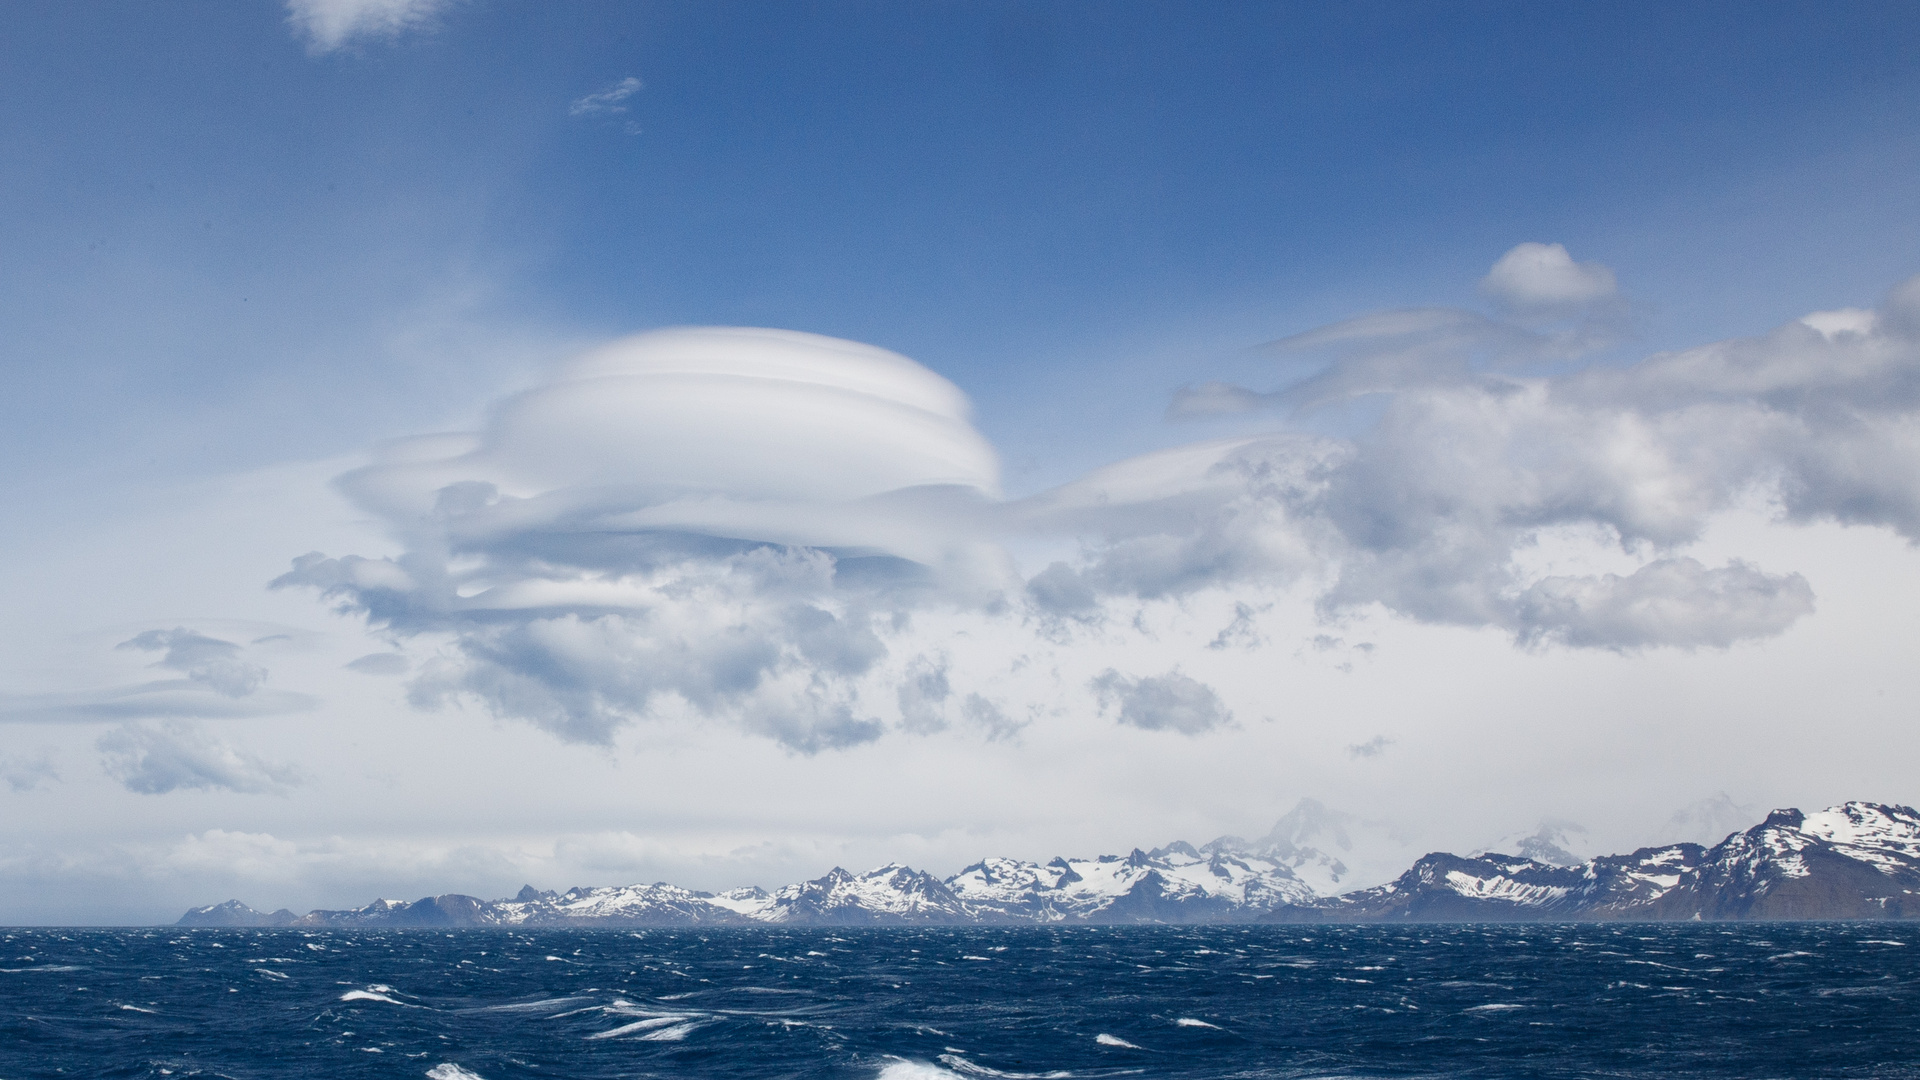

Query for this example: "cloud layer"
[276,256,1920,753]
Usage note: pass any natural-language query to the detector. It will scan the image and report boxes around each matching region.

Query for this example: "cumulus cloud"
[1514,558,1812,650]
[1090,669,1233,734]
[286,0,453,53]
[98,723,298,795]
[1479,241,1619,318]
[961,693,1025,741]
[276,268,1920,751]
[1103,266,1920,650]
[896,656,952,734]
[0,749,59,792]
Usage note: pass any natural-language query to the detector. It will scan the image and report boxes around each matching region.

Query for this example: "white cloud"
[272,273,1920,756]
[0,627,311,723]
[119,627,266,697]
[1346,735,1392,759]
[1479,241,1619,318]
[276,327,1002,750]
[1090,669,1233,734]
[570,77,643,117]
[1663,792,1761,846]
[345,651,408,675]
[97,722,298,795]
[0,748,59,792]
[286,0,453,53]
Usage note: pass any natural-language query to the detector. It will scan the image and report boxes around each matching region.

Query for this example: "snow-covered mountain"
[945,843,1314,922]
[1645,803,1920,920]
[177,802,1920,927]
[182,844,1312,927]
[1282,802,1920,922]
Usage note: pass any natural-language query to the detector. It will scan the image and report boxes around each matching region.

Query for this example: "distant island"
[181,801,1920,927]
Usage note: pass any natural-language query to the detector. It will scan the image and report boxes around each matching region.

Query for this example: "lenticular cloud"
[277,262,1920,751]
[278,328,1007,748]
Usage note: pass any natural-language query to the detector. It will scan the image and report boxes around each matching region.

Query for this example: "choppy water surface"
[2,923,1917,1079]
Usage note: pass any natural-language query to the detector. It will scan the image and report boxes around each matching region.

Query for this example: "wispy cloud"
[0,749,59,792]
[0,628,311,724]
[286,0,455,54]
[98,722,298,795]
[119,627,266,697]
[1347,735,1393,759]
[570,77,644,134]
[570,76,644,117]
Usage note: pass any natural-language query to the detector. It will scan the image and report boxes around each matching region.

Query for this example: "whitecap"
[1861,940,1909,946]
[585,1015,694,1040]
[1095,1034,1141,1049]
[876,1061,965,1080]
[639,1021,700,1041]
[426,1065,485,1080]
[340,988,416,1006]
[935,1053,1074,1078]
[1173,1018,1218,1028]
[1464,1004,1525,1013]
[471,995,596,1013]
[118,1004,157,1013]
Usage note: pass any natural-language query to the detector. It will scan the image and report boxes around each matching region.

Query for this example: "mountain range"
[179,801,1920,927]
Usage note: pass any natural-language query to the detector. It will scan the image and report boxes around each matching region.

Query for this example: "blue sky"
[4,2,1920,922]
[8,2,1919,487]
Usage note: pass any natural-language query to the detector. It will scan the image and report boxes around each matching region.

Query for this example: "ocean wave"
[935,1052,1074,1078]
[586,1014,696,1040]
[877,1061,964,1080]
[339,985,419,1007]
[640,1021,701,1041]
[469,995,597,1013]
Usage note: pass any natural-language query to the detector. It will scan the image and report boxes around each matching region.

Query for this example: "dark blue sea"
[3,923,1917,1079]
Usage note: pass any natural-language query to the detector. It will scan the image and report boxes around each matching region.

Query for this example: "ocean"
[2,922,1915,1079]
